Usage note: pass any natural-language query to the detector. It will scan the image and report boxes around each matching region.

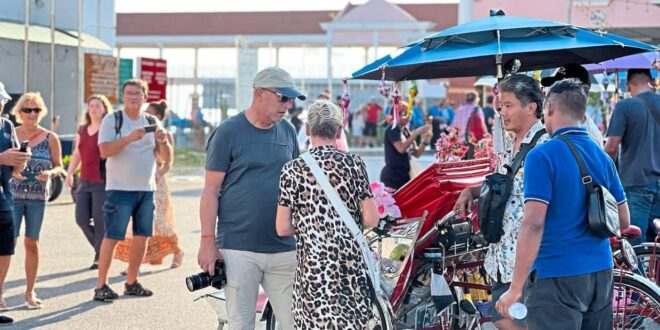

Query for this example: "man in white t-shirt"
[93,79,172,302]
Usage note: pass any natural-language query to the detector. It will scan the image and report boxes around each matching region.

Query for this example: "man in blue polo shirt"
[496,79,630,329]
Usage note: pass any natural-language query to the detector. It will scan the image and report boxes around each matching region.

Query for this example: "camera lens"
[185,272,211,292]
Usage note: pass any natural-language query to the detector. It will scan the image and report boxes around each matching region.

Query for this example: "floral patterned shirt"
[484,121,549,283]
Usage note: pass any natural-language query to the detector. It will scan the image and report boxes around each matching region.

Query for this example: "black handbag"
[478,129,546,244]
[557,135,620,238]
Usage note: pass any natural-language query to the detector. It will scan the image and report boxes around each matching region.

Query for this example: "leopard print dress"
[279,145,374,329]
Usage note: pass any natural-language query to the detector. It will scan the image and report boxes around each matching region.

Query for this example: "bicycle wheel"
[631,243,660,284]
[613,269,660,329]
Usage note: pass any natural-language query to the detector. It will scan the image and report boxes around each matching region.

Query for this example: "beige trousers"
[221,249,296,330]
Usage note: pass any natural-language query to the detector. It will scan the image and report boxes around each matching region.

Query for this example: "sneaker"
[93,285,119,302]
[0,315,13,326]
[124,281,153,297]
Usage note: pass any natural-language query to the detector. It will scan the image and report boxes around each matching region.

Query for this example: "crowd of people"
[0,60,656,328]
[0,79,183,325]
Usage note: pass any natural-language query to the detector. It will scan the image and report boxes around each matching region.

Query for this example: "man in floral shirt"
[454,74,548,330]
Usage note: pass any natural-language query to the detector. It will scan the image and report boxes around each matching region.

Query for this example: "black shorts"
[524,269,613,330]
[0,211,15,256]
[363,123,378,137]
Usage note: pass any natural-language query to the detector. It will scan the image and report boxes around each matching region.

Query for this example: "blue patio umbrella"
[352,11,656,81]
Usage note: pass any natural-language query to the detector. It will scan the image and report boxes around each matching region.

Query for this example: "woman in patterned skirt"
[276,100,379,329]
[10,93,63,309]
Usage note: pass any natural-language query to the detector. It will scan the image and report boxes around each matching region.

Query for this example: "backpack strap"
[113,111,123,137]
[637,93,660,125]
[557,135,595,193]
[509,128,546,176]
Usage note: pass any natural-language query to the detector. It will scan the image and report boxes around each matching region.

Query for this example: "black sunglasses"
[263,89,293,103]
[21,107,42,114]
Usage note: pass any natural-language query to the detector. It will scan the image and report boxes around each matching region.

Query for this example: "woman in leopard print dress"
[276,100,380,329]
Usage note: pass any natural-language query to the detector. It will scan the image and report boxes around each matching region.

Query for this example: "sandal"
[124,281,153,297]
[24,292,43,310]
[170,249,184,269]
[93,285,119,302]
[0,297,7,312]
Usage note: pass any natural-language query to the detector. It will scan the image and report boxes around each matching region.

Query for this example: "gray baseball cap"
[0,82,11,101]
[253,67,306,101]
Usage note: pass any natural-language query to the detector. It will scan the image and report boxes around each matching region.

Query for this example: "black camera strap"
[507,128,546,177]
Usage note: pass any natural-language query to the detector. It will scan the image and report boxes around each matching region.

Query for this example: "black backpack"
[99,111,157,182]
[478,129,546,244]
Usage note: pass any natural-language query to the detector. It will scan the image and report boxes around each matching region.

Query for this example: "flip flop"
[24,294,43,310]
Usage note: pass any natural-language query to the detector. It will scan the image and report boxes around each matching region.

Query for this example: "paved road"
[2,177,220,330]
[0,152,492,330]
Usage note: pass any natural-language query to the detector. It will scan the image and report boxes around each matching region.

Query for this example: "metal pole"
[77,0,83,124]
[567,0,573,24]
[50,0,56,130]
[372,30,380,60]
[326,29,333,95]
[23,0,30,93]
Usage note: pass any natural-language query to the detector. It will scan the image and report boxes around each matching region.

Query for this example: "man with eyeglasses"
[0,82,30,325]
[93,79,172,302]
[199,67,305,329]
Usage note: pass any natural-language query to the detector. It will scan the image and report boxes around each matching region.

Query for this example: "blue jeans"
[13,199,46,239]
[626,181,660,245]
[103,190,154,240]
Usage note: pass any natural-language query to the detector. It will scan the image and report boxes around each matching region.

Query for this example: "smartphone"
[144,125,158,133]
[19,140,29,152]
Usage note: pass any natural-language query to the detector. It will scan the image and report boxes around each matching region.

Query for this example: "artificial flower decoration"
[370,181,401,219]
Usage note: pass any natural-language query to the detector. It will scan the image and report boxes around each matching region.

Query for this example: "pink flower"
[370,182,385,196]
[370,181,401,220]
[377,204,387,218]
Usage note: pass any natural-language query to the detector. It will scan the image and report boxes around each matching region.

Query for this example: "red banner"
[138,57,167,102]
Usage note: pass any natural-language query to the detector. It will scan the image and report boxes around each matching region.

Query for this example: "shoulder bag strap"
[300,152,381,293]
[638,93,660,125]
[557,135,595,193]
[510,128,546,176]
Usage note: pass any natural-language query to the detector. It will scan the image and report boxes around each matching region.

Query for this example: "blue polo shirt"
[523,126,626,279]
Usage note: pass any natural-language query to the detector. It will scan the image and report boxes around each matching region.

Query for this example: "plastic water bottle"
[508,303,527,320]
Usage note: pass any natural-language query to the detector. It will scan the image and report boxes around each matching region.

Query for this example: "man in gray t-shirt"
[93,79,173,302]
[198,67,304,329]
[606,69,660,243]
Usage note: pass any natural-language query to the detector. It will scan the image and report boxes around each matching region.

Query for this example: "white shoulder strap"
[300,152,381,293]
[301,152,362,238]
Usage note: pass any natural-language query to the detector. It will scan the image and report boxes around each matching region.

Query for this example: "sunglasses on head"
[21,107,42,114]
[263,89,293,103]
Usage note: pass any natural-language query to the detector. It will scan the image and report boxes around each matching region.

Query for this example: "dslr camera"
[185,259,227,292]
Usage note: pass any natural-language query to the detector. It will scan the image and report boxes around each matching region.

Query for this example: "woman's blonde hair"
[11,92,48,124]
[83,94,113,126]
[307,100,343,139]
